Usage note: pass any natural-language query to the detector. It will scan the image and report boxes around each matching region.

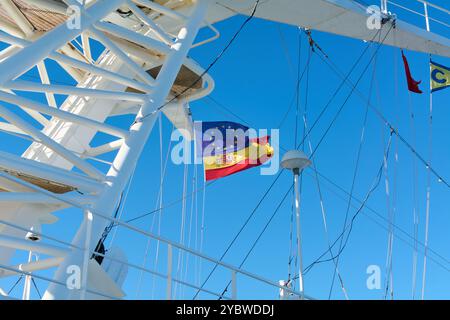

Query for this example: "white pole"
[80,209,93,300]
[22,250,33,300]
[381,0,388,14]
[423,2,431,32]
[167,244,173,300]
[231,271,237,300]
[293,169,304,300]
[421,69,433,300]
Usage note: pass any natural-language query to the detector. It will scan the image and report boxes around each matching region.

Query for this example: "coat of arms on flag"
[194,121,274,181]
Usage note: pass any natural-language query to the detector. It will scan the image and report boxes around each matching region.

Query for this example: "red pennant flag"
[401,50,423,94]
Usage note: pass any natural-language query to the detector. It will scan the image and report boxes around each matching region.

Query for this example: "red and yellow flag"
[203,136,273,181]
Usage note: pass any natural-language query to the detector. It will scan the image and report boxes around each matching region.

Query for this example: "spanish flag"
[195,121,274,181]
[430,60,450,93]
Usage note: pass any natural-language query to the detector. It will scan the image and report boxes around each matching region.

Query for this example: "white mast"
[281,150,311,299]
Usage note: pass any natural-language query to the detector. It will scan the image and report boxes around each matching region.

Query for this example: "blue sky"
[1,0,449,300]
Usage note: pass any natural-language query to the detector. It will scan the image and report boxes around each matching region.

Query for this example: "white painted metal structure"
[0,0,448,300]
[281,150,312,300]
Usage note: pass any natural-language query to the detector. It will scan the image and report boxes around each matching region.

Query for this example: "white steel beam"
[0,176,33,193]
[49,51,153,92]
[0,235,69,257]
[0,151,102,193]
[0,257,64,279]
[98,33,165,64]
[126,0,174,45]
[0,91,129,139]
[0,46,20,63]
[81,33,93,63]
[0,192,97,205]
[1,0,34,37]
[1,88,50,127]
[132,0,188,21]
[25,0,68,14]
[0,31,153,92]
[0,104,104,179]
[86,139,124,157]
[0,19,24,38]
[94,21,171,55]
[88,28,158,86]
[8,80,147,102]
[0,122,26,135]
[36,62,57,108]
[0,0,126,85]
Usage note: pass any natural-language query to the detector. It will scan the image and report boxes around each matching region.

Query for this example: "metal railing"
[0,167,310,300]
[386,0,449,32]
[0,214,311,300]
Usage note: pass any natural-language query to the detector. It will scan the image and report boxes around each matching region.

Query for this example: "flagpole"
[281,150,311,300]
[293,169,304,299]
[421,55,433,300]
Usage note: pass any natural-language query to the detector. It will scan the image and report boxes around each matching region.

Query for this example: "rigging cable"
[123,180,217,224]
[218,184,294,299]
[310,168,450,270]
[192,171,285,299]
[150,113,167,298]
[31,278,41,299]
[295,26,385,151]
[194,164,201,287]
[299,36,349,298]
[308,23,394,157]
[174,162,189,298]
[381,115,394,300]
[312,40,450,191]
[289,27,305,288]
[181,165,198,297]
[198,130,208,287]
[303,169,450,273]
[276,52,312,130]
[215,26,394,298]
[421,55,434,300]
[194,39,342,297]
[294,27,303,149]
[206,96,252,127]
[7,275,23,295]
[406,59,420,300]
[383,43,400,301]
[309,38,450,287]
[287,188,295,286]
[295,32,394,280]
[277,24,297,77]
[302,132,395,275]
[193,22,391,300]
[301,46,349,299]
[136,117,171,298]
[328,45,376,300]
[137,0,262,123]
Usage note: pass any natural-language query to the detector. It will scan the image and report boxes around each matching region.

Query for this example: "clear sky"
[1,0,449,300]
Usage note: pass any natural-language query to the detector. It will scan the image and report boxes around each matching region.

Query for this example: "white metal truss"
[0,0,216,300]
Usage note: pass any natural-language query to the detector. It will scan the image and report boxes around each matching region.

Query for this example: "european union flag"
[194,121,250,157]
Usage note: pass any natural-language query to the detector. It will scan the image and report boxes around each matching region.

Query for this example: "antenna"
[281,150,311,300]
